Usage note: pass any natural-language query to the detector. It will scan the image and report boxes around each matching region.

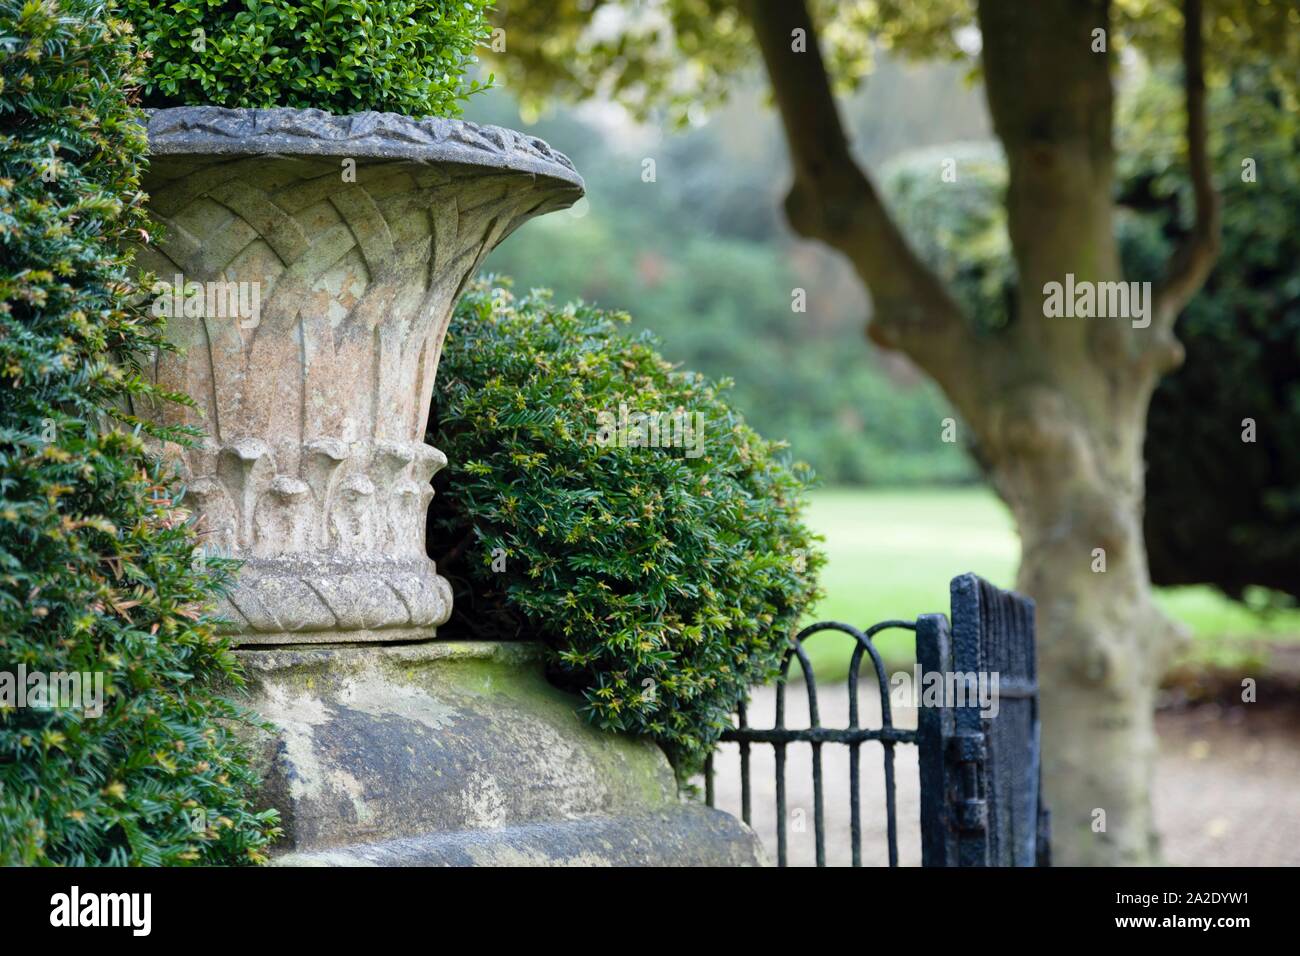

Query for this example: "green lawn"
[798,487,1300,678]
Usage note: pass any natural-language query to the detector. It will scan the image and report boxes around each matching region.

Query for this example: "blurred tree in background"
[859,69,1300,605]
[473,58,992,485]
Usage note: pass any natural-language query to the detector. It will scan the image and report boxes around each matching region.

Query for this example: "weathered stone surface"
[139,108,582,644]
[231,640,764,866]
[274,807,767,867]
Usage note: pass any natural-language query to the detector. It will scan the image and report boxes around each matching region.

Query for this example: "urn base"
[219,555,453,645]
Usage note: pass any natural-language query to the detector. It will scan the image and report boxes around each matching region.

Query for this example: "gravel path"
[703,683,1300,867]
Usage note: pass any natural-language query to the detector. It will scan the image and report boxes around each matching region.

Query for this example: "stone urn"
[137,107,763,865]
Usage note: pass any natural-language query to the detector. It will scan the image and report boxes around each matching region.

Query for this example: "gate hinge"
[948,729,986,762]
[948,730,987,833]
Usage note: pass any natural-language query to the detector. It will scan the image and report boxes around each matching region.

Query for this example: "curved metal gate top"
[704,572,1050,867]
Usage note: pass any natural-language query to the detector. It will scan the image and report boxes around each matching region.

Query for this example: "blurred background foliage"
[472,57,990,486]
[486,0,1299,129]
[1122,67,1300,604]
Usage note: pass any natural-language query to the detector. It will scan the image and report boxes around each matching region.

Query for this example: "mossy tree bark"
[747,0,1220,863]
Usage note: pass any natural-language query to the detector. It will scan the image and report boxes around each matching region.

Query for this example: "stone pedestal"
[239,642,764,866]
[139,107,762,865]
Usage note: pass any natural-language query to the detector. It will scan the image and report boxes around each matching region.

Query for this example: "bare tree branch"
[742,0,977,380]
[1152,0,1222,334]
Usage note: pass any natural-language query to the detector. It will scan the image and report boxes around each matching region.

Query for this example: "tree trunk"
[974,0,1185,864]
[748,0,1216,864]
[973,374,1183,864]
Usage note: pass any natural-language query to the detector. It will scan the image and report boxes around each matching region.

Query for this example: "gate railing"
[703,573,1050,867]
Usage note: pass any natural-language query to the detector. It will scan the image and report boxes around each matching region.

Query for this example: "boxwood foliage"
[428,280,824,777]
[121,0,493,117]
[0,0,278,864]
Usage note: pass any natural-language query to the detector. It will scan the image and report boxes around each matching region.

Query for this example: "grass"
[797,486,1300,679]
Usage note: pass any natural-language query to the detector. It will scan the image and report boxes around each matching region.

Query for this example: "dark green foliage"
[429,281,824,776]
[1119,71,1300,601]
[121,0,492,117]
[0,0,278,864]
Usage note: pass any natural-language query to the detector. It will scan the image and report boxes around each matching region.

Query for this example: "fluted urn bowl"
[136,107,583,645]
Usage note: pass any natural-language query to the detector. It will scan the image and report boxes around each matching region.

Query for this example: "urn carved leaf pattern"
[135,108,583,644]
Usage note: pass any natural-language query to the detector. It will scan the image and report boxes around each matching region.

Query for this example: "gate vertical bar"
[847,654,863,867]
[737,699,752,826]
[791,642,826,868]
[774,680,788,866]
[917,612,957,867]
[949,574,992,866]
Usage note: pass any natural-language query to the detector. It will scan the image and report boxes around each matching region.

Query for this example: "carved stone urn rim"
[144,105,585,193]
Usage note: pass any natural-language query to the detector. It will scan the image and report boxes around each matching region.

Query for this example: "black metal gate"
[704,573,1050,867]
